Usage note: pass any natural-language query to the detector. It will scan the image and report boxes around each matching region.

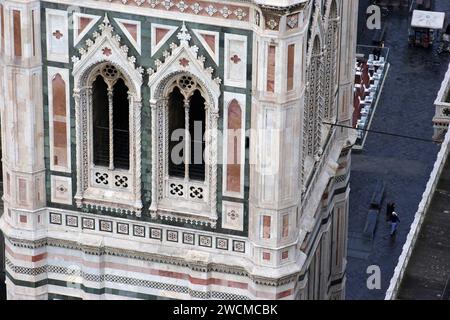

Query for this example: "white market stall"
[409,10,446,48]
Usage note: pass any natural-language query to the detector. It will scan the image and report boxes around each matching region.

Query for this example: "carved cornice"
[258,2,308,15]
[258,1,308,30]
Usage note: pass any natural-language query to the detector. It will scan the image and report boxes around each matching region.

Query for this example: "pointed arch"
[74,59,143,216]
[50,71,70,173]
[149,70,220,227]
[226,99,243,194]
[305,36,323,157]
[301,34,324,190]
[329,0,339,19]
[52,74,67,168]
[147,22,222,227]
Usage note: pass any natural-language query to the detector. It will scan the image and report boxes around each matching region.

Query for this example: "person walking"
[390,211,400,237]
[386,202,395,222]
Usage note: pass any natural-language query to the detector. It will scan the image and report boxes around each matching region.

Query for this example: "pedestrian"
[386,202,395,221]
[373,46,381,60]
[390,211,400,237]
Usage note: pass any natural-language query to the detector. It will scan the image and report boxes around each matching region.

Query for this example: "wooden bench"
[363,209,379,240]
[370,180,385,210]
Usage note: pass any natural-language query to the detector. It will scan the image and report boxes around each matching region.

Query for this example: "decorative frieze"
[95,0,249,22]
[48,210,248,255]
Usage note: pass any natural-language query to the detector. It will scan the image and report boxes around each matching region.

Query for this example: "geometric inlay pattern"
[150,228,162,240]
[5,257,250,300]
[117,223,129,235]
[167,230,179,243]
[233,240,245,253]
[49,213,62,225]
[133,225,146,238]
[82,217,95,230]
[199,235,212,248]
[66,215,79,228]
[183,232,195,245]
[99,220,113,232]
[42,212,247,254]
[216,238,229,250]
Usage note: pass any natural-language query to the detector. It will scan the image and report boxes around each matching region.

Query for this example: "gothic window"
[161,75,211,203]
[168,87,185,178]
[167,84,206,181]
[72,15,143,215]
[74,62,142,213]
[150,71,219,226]
[113,78,130,169]
[324,0,340,121]
[301,32,324,190]
[92,76,109,167]
[189,89,206,181]
[304,36,323,158]
[92,66,130,170]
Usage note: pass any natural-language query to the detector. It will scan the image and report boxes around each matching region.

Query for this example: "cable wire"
[322,122,438,144]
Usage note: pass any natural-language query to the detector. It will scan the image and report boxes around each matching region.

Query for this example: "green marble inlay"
[41,1,252,236]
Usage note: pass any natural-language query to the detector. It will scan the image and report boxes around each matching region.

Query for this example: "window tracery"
[150,72,219,227]
[72,15,144,215]
[147,22,221,227]
[323,0,340,121]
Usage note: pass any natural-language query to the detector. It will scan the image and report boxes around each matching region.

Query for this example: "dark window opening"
[92,74,130,170]
[92,75,109,167]
[168,87,185,178]
[112,78,130,170]
[189,89,206,181]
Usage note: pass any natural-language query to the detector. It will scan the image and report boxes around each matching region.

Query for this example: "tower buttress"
[249,4,307,298]
[0,0,46,300]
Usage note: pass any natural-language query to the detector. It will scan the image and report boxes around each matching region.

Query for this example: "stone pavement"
[346,0,450,300]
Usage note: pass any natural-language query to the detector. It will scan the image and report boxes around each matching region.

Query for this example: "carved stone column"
[209,109,219,223]
[184,99,190,181]
[74,88,82,205]
[107,87,114,170]
[132,94,143,216]
[150,101,158,216]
